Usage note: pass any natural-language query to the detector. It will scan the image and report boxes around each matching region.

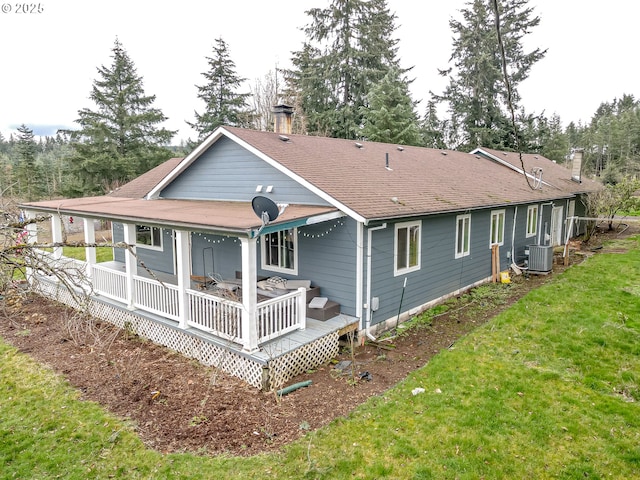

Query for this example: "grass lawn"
[61,246,114,263]
[1,236,639,479]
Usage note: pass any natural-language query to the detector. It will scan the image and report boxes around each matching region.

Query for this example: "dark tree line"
[4,0,639,202]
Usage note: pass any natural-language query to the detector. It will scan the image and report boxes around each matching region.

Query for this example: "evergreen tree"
[14,124,41,201]
[65,38,175,197]
[360,68,422,145]
[0,131,7,154]
[420,99,447,149]
[539,113,570,163]
[0,132,14,196]
[290,0,407,139]
[188,37,253,141]
[436,0,546,151]
[579,95,640,178]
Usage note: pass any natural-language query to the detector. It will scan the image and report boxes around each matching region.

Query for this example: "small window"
[526,205,538,238]
[394,221,421,275]
[455,214,471,258]
[490,210,505,246]
[261,228,297,274]
[136,225,162,249]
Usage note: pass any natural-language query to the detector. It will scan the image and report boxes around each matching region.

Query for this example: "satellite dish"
[252,196,280,235]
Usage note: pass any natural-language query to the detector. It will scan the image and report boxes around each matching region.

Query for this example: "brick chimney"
[570,148,583,183]
[272,104,293,135]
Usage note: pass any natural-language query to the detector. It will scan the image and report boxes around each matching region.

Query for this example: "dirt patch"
[0,225,636,457]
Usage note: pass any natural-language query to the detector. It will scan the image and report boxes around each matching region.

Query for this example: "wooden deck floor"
[252,314,358,361]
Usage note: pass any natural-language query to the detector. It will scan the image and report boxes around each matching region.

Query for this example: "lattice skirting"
[31,277,339,390]
[268,332,339,390]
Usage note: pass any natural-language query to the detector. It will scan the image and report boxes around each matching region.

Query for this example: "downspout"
[365,223,387,341]
[537,202,554,246]
[510,205,518,269]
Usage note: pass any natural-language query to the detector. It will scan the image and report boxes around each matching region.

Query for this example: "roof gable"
[157,136,330,207]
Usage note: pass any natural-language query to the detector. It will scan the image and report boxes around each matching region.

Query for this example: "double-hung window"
[394,221,421,275]
[490,210,505,246]
[455,214,471,258]
[262,228,297,274]
[526,205,538,238]
[135,225,162,249]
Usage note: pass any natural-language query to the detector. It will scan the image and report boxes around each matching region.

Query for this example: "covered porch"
[22,205,358,389]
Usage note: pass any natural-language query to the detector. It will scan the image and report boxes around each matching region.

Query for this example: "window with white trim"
[490,210,505,246]
[261,228,297,274]
[455,214,471,258]
[394,221,421,275]
[526,205,538,238]
[135,225,162,249]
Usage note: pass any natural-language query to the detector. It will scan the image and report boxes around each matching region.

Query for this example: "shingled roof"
[473,147,601,197]
[24,126,598,231]
[199,127,582,221]
[109,156,183,198]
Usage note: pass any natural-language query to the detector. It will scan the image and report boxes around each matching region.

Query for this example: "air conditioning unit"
[526,245,554,273]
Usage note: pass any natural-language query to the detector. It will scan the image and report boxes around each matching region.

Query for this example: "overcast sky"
[1,0,637,143]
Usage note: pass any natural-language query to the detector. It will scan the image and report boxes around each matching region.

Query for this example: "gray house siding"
[190,232,241,280]
[366,205,553,327]
[160,137,330,206]
[112,223,175,274]
[257,219,359,316]
[366,212,494,328]
[572,195,589,236]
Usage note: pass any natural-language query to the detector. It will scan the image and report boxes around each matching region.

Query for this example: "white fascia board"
[147,127,368,224]
[471,147,557,189]
[221,129,368,225]
[146,127,228,199]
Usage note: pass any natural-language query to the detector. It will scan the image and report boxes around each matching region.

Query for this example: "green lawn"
[1,236,639,479]
[62,246,114,263]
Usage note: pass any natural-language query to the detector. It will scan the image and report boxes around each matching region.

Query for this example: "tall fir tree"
[437,0,546,151]
[14,124,41,201]
[360,68,422,145]
[65,38,175,197]
[188,37,253,141]
[420,99,447,149]
[289,0,408,139]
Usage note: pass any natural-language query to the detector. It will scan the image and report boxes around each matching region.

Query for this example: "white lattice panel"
[31,277,340,390]
[268,332,339,390]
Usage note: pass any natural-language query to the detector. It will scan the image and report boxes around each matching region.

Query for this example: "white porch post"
[24,210,38,281]
[240,237,259,353]
[175,229,191,329]
[297,287,307,330]
[83,218,96,277]
[50,214,63,260]
[122,223,137,309]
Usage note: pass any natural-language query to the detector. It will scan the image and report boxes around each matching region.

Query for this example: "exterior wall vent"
[526,245,553,273]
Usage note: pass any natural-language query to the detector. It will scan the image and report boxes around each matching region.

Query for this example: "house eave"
[362,195,576,224]
[20,198,343,238]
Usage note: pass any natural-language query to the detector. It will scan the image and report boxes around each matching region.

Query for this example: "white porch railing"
[134,275,180,321]
[187,289,243,342]
[34,253,307,349]
[92,263,128,302]
[257,288,306,344]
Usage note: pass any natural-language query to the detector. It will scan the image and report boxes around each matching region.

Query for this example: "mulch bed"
[0,225,634,456]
